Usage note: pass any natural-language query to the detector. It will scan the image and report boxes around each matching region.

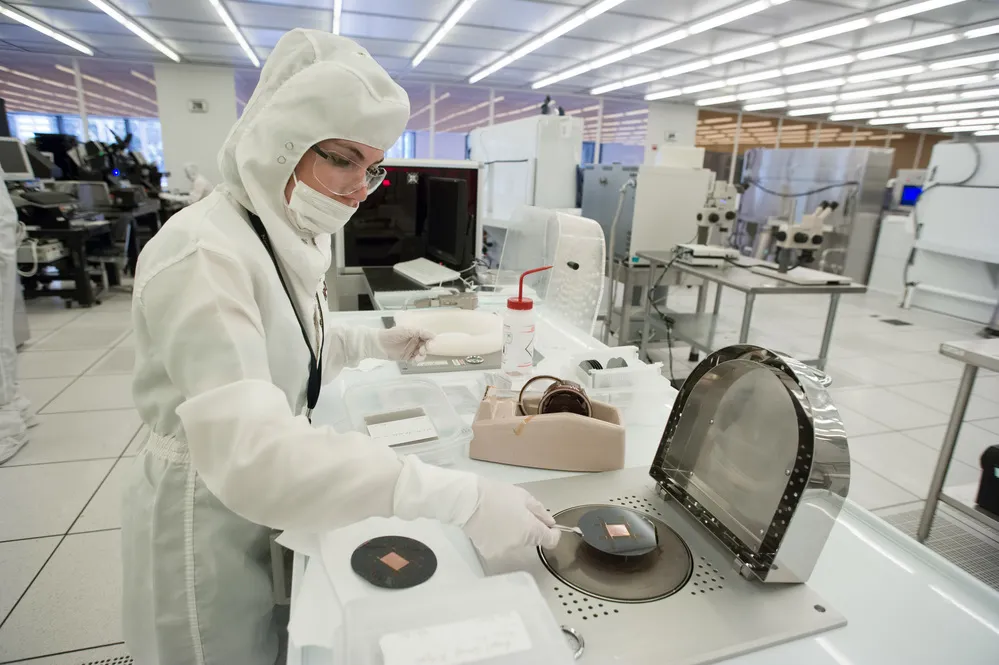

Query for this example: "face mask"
[286,174,358,236]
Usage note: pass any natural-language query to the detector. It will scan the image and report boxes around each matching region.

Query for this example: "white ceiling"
[1,0,998,135]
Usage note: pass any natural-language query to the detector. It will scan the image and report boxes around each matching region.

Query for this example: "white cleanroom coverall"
[121,28,558,665]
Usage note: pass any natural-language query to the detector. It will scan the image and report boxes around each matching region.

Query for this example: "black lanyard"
[245,210,324,420]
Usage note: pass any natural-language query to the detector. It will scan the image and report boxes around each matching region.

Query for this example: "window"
[87,116,127,144]
[127,118,165,170]
[7,113,57,143]
[385,130,415,160]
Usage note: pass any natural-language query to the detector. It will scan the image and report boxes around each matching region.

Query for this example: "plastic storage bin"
[568,346,670,427]
[339,572,577,665]
[343,378,472,466]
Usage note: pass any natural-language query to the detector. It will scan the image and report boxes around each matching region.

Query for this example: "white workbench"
[288,307,999,665]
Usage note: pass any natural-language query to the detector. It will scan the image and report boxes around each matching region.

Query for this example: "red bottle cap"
[507,296,534,311]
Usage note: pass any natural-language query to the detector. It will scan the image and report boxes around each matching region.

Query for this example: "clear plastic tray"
[570,346,664,390]
[343,378,472,466]
[340,572,577,665]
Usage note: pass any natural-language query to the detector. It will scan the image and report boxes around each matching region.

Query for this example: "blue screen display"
[900,184,922,206]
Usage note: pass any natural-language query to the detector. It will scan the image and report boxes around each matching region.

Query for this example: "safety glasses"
[310,145,386,197]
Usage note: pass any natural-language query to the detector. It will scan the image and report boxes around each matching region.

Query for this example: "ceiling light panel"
[85,0,180,62]
[906,120,956,128]
[829,111,879,120]
[782,56,855,76]
[960,87,999,99]
[857,34,957,60]
[787,95,839,106]
[727,69,782,86]
[869,116,919,124]
[470,0,628,84]
[737,87,785,100]
[919,111,980,121]
[778,18,872,47]
[848,65,926,83]
[744,100,788,110]
[906,75,989,91]
[645,89,681,100]
[206,0,258,67]
[875,0,969,23]
[930,51,999,70]
[879,106,936,116]
[788,106,834,116]
[965,24,999,39]
[839,86,903,100]
[835,100,889,112]
[713,42,778,65]
[941,124,993,132]
[891,93,957,106]
[696,95,738,106]
[0,3,93,55]
[413,0,478,68]
[683,81,726,94]
[936,100,999,112]
[786,78,846,93]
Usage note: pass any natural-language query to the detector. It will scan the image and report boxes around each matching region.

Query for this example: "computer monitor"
[424,176,473,270]
[899,184,922,207]
[25,144,57,179]
[0,137,34,181]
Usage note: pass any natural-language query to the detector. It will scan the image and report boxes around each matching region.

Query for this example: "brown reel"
[517,375,592,418]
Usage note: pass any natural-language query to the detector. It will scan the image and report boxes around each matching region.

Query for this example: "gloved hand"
[376,327,434,362]
[392,456,561,559]
[462,477,561,559]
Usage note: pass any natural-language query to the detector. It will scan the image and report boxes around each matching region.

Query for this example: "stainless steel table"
[917,338,999,541]
[636,250,867,370]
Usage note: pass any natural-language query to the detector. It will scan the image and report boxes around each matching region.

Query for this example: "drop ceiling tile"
[229,2,331,31]
[345,0,456,21]
[141,18,232,44]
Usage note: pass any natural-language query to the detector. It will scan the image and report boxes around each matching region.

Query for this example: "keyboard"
[393,258,461,286]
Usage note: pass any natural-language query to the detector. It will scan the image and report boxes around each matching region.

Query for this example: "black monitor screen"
[0,140,30,176]
[425,177,465,260]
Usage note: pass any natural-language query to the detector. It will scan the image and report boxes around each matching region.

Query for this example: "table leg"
[712,282,723,315]
[620,265,634,346]
[739,293,755,343]
[817,293,841,371]
[689,280,709,362]
[917,363,978,542]
[639,263,657,361]
[70,235,95,307]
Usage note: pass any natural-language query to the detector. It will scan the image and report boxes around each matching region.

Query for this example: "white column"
[154,64,236,186]
[429,83,436,158]
[644,100,697,164]
[813,121,822,148]
[595,98,604,164]
[775,116,782,148]
[913,132,926,167]
[850,125,857,147]
[72,57,89,142]
[488,88,495,126]
[728,111,742,184]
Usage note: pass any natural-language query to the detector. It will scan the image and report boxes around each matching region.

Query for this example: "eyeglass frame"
[309,144,386,196]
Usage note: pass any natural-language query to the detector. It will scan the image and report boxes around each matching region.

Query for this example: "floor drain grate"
[879,318,913,326]
[882,507,999,592]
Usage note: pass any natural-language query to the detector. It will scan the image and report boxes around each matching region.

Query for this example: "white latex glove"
[393,456,561,559]
[376,327,434,362]
[462,477,561,559]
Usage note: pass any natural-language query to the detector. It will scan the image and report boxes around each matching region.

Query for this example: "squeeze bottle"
[502,265,552,375]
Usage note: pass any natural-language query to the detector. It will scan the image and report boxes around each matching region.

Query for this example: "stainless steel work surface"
[637,251,867,295]
[939,338,999,373]
[486,467,845,665]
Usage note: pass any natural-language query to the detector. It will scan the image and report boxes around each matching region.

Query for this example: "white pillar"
[429,83,436,158]
[595,98,604,164]
[488,88,495,126]
[728,111,742,184]
[72,57,89,142]
[913,132,926,167]
[154,64,236,186]
[813,121,822,148]
[850,125,857,147]
[775,116,782,148]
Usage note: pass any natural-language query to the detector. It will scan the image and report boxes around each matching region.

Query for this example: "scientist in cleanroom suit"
[0,178,34,464]
[121,28,561,665]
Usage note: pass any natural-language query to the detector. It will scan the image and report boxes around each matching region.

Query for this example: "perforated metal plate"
[486,467,845,665]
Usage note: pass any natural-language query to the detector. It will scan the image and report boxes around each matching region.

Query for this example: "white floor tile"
[848,431,980,499]
[974,417,999,436]
[16,350,104,380]
[29,326,129,352]
[971,375,999,403]
[2,411,142,467]
[830,387,950,430]
[0,537,59,621]
[0,531,123,662]
[85,345,135,376]
[24,309,83,332]
[836,405,891,437]
[18,377,72,412]
[901,422,997,468]
[2,644,132,664]
[68,309,133,328]
[72,460,130,533]
[42,375,134,414]
[878,352,967,382]
[827,356,926,386]
[846,462,920,511]
[0,460,113,541]
[123,426,148,457]
[889,381,999,422]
